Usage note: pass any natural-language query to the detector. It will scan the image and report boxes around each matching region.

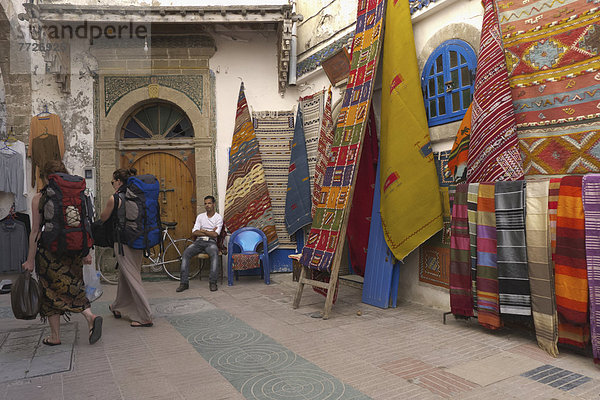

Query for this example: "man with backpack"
[176,195,223,292]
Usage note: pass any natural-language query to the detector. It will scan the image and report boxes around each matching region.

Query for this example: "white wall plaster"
[210,30,300,213]
[297,0,357,55]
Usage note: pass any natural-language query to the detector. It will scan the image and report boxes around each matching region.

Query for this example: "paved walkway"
[0,273,598,399]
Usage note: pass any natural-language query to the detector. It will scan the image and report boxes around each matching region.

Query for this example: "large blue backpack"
[115,174,162,254]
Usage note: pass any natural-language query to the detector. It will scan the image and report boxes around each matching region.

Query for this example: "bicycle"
[95,221,201,284]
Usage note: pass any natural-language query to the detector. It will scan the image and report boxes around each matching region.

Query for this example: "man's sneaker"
[176,283,189,292]
[209,282,218,292]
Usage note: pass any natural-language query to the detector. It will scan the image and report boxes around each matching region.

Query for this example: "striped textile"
[299,90,325,190]
[466,0,523,183]
[224,83,278,251]
[285,108,312,236]
[379,0,443,261]
[300,0,385,271]
[477,182,502,330]
[525,179,559,357]
[555,176,589,349]
[495,180,530,316]
[312,88,334,218]
[450,183,473,317]
[447,104,472,183]
[467,183,479,309]
[548,178,561,257]
[254,110,296,249]
[582,174,600,364]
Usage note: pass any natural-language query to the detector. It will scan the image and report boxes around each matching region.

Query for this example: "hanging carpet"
[346,107,379,277]
[582,174,600,364]
[254,110,295,249]
[379,0,443,262]
[477,182,501,330]
[450,183,473,317]
[447,104,472,183]
[223,83,279,252]
[299,0,385,272]
[285,108,312,236]
[312,88,334,218]
[467,183,479,309]
[466,0,523,183]
[495,0,600,176]
[299,90,326,190]
[525,179,559,357]
[495,180,530,316]
[555,176,589,349]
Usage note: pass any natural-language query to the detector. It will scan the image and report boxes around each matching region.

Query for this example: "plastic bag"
[83,264,103,302]
[11,271,41,320]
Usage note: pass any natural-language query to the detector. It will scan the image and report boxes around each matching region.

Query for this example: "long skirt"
[112,243,152,323]
[36,247,90,321]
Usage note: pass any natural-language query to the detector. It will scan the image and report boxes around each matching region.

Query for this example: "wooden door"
[123,151,196,242]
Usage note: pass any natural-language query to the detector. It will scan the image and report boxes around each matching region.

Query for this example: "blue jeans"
[180,238,219,284]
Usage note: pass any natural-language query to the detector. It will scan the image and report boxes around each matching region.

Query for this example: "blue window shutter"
[421,39,477,127]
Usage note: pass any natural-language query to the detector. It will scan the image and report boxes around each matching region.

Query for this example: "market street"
[1,273,598,400]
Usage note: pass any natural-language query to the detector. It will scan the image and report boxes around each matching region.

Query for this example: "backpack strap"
[115,191,126,256]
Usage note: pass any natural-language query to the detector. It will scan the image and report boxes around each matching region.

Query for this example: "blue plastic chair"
[227,227,270,286]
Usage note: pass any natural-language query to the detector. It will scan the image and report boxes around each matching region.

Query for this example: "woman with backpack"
[22,160,103,346]
[99,168,153,327]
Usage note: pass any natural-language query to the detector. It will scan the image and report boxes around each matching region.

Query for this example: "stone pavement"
[0,272,598,400]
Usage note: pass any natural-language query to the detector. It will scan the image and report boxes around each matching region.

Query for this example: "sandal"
[109,305,121,319]
[89,316,103,344]
[130,321,153,328]
[42,338,61,346]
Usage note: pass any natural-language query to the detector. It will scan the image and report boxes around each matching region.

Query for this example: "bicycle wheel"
[96,247,119,285]
[142,244,163,273]
[162,239,201,280]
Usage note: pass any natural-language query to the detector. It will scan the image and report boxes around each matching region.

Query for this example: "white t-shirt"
[192,212,223,239]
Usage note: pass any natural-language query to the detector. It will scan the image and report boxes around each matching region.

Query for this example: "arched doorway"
[119,102,197,241]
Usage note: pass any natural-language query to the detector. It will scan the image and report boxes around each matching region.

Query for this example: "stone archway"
[97,81,216,217]
[0,2,31,141]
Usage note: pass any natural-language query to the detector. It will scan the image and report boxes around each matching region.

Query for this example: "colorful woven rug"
[582,174,600,364]
[380,0,443,262]
[224,83,278,251]
[300,90,326,189]
[525,179,559,357]
[447,104,472,183]
[466,0,523,183]
[346,107,379,277]
[285,108,312,236]
[467,183,479,309]
[312,88,334,218]
[300,0,385,271]
[555,176,589,348]
[477,182,502,330]
[254,110,296,249]
[495,0,600,176]
[450,183,473,317]
[419,234,450,289]
[495,180,530,316]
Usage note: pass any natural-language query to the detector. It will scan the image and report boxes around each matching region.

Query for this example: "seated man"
[176,195,223,292]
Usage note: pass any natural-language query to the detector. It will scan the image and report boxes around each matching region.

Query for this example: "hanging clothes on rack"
[0,211,28,273]
[0,145,27,212]
[28,112,65,190]
[0,138,27,193]
[30,132,61,189]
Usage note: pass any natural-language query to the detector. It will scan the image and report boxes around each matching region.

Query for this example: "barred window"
[422,40,476,126]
